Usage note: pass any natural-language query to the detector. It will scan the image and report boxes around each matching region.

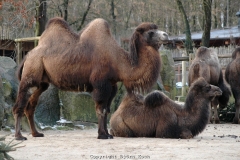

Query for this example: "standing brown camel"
[225,47,240,124]
[12,17,169,140]
[188,46,231,123]
[110,77,222,138]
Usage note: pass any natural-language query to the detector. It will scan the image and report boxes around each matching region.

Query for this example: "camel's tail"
[144,91,165,108]
[16,57,26,81]
[218,71,231,107]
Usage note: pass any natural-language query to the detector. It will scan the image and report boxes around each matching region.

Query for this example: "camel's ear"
[129,31,140,65]
[136,27,145,34]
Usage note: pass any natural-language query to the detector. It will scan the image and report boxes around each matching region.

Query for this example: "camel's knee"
[180,129,193,139]
[40,82,49,91]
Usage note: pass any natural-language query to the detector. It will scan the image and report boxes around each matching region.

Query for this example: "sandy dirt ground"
[1,124,240,160]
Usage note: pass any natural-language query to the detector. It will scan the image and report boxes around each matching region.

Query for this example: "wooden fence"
[169,45,236,97]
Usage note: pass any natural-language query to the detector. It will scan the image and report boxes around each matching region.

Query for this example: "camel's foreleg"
[96,107,111,139]
[211,98,220,124]
[180,128,193,139]
[93,81,114,139]
[24,83,49,137]
[104,84,117,137]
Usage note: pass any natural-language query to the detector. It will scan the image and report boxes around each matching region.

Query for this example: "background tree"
[1,0,240,44]
[35,0,48,37]
[176,0,193,54]
[201,0,212,47]
[77,0,93,31]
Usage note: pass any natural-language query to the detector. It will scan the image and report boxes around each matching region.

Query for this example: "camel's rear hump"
[144,91,166,108]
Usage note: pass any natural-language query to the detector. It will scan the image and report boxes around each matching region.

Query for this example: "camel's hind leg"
[24,82,49,137]
[232,90,240,124]
[12,81,33,140]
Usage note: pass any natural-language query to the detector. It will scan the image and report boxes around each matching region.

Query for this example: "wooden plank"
[217,54,232,58]
[15,36,40,42]
[16,42,22,65]
[173,54,232,62]
[173,57,189,61]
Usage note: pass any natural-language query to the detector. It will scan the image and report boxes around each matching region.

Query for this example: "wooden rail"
[15,36,40,65]
[15,36,40,42]
[173,54,232,62]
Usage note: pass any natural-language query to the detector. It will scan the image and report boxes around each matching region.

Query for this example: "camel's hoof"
[97,134,113,139]
[15,136,27,140]
[32,132,44,137]
[232,119,239,124]
[108,134,113,139]
[215,119,220,124]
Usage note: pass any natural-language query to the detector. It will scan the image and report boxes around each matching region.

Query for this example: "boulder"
[0,75,4,128]
[0,57,19,129]
[159,50,176,99]
[59,91,97,122]
[35,85,60,126]
[59,82,126,123]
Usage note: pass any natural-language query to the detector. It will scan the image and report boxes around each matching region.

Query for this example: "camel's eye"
[205,85,211,92]
[148,31,154,37]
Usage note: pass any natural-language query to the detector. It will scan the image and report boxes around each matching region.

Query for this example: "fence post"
[16,42,22,65]
[181,52,187,97]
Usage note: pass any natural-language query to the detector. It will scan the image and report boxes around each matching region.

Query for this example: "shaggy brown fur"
[110,77,222,138]
[225,47,240,124]
[188,47,231,123]
[12,17,169,140]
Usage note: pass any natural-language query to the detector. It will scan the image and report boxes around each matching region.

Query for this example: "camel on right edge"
[225,47,240,124]
[188,46,231,123]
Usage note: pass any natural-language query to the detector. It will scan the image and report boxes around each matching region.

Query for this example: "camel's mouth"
[214,91,222,96]
[159,40,169,44]
[210,91,222,101]
[157,31,169,44]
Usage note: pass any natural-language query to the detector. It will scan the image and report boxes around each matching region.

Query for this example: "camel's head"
[191,77,222,101]
[129,23,168,66]
[231,47,240,59]
[131,23,169,52]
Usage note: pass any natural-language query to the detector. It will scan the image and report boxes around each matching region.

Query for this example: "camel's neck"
[181,93,210,136]
[120,47,161,93]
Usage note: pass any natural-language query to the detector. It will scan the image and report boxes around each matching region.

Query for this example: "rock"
[0,57,18,129]
[160,50,176,99]
[35,85,60,126]
[59,82,125,123]
[59,91,97,122]
[0,75,4,128]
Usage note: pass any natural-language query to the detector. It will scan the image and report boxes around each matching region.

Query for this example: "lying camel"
[110,77,222,138]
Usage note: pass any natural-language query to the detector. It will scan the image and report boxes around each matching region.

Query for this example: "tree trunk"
[201,0,212,47]
[38,0,47,36]
[77,0,93,31]
[63,0,69,21]
[176,0,193,55]
[213,0,218,29]
[110,0,117,37]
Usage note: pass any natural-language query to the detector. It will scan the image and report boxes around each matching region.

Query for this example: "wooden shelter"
[169,26,240,49]
[14,37,39,65]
